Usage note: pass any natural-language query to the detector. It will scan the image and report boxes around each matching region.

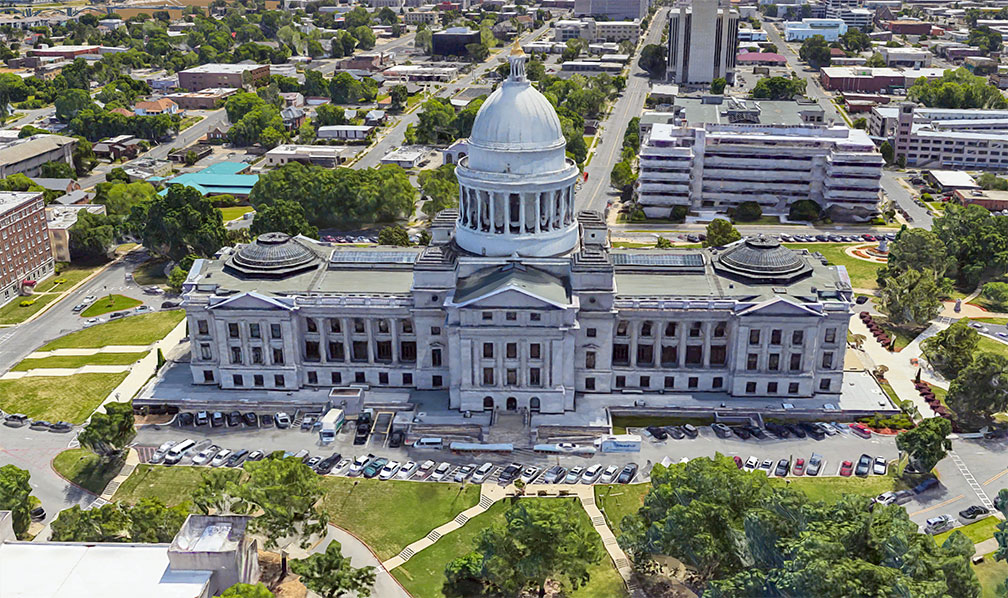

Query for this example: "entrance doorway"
[506,396,517,411]
[529,397,541,413]
[483,396,494,410]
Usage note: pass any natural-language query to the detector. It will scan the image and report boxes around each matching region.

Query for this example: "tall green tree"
[132,185,228,261]
[947,352,1008,428]
[610,160,636,201]
[216,583,275,598]
[249,199,318,238]
[69,210,116,261]
[0,465,36,538]
[40,160,75,179]
[378,225,411,246]
[799,35,832,68]
[291,540,376,598]
[878,268,942,327]
[882,227,952,280]
[896,417,952,473]
[419,164,458,218]
[54,88,96,122]
[703,219,741,248]
[637,44,666,78]
[77,401,136,462]
[921,319,979,379]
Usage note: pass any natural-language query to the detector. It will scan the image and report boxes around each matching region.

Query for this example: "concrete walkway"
[577,489,641,595]
[1,364,133,379]
[97,447,140,502]
[290,524,411,598]
[25,346,152,358]
[848,316,939,418]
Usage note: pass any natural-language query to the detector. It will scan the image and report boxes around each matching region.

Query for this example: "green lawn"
[317,477,480,560]
[0,373,129,423]
[37,262,105,292]
[39,310,185,350]
[51,448,124,494]
[0,292,60,326]
[972,317,1008,326]
[775,473,904,502]
[218,206,254,221]
[113,464,245,506]
[783,243,882,290]
[978,336,1008,360]
[80,294,142,318]
[11,351,148,371]
[131,260,169,287]
[610,415,714,435]
[934,516,1000,545]
[974,552,1008,598]
[595,484,648,533]
[392,498,627,598]
[610,241,655,248]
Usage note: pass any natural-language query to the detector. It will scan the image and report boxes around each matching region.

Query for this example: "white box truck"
[319,408,345,443]
[594,434,642,453]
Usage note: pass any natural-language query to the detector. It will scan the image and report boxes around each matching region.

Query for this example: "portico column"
[391,318,400,363]
[366,319,375,364]
[489,192,496,233]
[319,321,328,364]
[519,194,526,235]
[678,324,688,368]
[630,321,639,367]
[534,194,541,233]
[340,317,350,363]
[702,321,712,367]
[476,190,483,231]
[655,320,664,366]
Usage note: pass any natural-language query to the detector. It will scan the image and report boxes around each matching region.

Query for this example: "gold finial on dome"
[510,38,525,56]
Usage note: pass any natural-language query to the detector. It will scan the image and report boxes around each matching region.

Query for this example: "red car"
[793,458,805,476]
[733,455,743,469]
[840,460,854,476]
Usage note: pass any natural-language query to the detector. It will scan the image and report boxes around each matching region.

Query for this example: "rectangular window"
[825,328,836,343]
[530,313,541,321]
[685,345,702,366]
[586,327,596,338]
[430,326,441,336]
[789,382,799,394]
[688,376,699,389]
[401,319,413,334]
[401,341,417,362]
[251,347,262,364]
[354,319,365,333]
[483,343,494,359]
[274,375,285,388]
[328,341,344,361]
[271,323,282,339]
[665,322,677,336]
[746,381,757,394]
[432,348,442,367]
[710,345,727,366]
[307,371,318,385]
[689,322,702,337]
[330,319,341,333]
[228,322,239,338]
[506,312,517,321]
[712,376,723,389]
[376,341,392,362]
[305,341,320,362]
[506,369,517,385]
[352,341,368,362]
[254,374,264,387]
[661,345,678,367]
[198,320,209,335]
[585,377,595,390]
[379,372,389,384]
[403,373,413,385]
[749,329,760,345]
[768,353,779,371]
[615,375,626,388]
[792,330,804,345]
[529,343,541,359]
[713,322,726,337]
[641,321,653,337]
[747,353,758,370]
[483,368,494,385]
[249,323,261,338]
[355,371,365,383]
[331,372,342,385]
[770,329,781,345]
[586,351,596,369]
[203,370,214,382]
[664,376,674,389]
[822,352,833,369]
[377,320,389,334]
[506,343,517,359]
[272,347,284,364]
[482,311,493,321]
[767,381,778,394]
[230,346,242,364]
[637,344,654,366]
[819,378,831,391]
[232,374,243,386]
[640,375,650,388]
[200,343,212,360]
[306,318,318,333]
[432,375,443,387]
[529,368,541,386]
[790,353,802,371]
[613,344,630,366]
[616,321,628,336]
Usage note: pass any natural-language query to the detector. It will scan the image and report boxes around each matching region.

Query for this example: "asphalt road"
[577,7,669,215]
[354,24,550,169]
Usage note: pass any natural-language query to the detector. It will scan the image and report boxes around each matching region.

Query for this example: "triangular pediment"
[458,287,567,310]
[736,296,823,318]
[208,291,294,311]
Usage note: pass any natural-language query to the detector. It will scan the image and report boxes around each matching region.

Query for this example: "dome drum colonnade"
[453,40,581,258]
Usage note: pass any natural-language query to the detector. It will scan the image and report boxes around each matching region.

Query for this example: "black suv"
[646,426,668,440]
[353,422,370,445]
[617,463,639,484]
[498,463,523,484]
[227,411,242,427]
[178,412,195,426]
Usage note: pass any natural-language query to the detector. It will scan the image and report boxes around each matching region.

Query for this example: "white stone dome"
[469,84,565,152]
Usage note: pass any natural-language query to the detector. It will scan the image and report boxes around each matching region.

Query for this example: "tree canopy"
[69,209,117,261]
[896,417,952,473]
[752,76,806,100]
[50,499,189,543]
[77,401,136,461]
[704,219,741,248]
[419,164,458,218]
[249,199,318,239]
[799,35,831,68]
[921,319,979,379]
[947,352,1008,429]
[0,465,36,538]
[638,44,666,78]
[909,68,1008,109]
[878,268,943,328]
[291,540,375,598]
[130,184,228,262]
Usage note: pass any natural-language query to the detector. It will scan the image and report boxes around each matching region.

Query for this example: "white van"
[164,439,196,465]
[413,437,443,449]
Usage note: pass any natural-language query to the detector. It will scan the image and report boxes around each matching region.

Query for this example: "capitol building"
[180,46,854,415]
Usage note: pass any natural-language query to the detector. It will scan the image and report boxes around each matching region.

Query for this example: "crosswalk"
[949,449,994,511]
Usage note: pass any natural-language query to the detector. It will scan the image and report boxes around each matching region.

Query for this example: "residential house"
[134,98,179,116]
[93,135,142,160]
[281,107,307,131]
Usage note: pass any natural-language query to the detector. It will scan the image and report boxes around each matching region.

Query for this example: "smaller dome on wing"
[714,235,811,283]
[226,232,320,278]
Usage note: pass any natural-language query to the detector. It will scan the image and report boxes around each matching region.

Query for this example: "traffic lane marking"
[983,468,1008,486]
[909,494,966,517]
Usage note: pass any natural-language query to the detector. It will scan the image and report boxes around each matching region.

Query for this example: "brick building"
[177,64,270,91]
[0,192,54,309]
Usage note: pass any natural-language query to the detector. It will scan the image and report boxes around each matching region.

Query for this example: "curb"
[47,450,103,501]
[328,524,416,598]
[20,257,123,327]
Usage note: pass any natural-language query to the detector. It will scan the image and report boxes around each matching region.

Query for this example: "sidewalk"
[1,364,133,379]
[848,316,938,418]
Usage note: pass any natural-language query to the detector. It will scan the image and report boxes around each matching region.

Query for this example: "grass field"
[11,351,148,371]
[595,484,648,533]
[218,206,254,221]
[51,449,124,494]
[318,478,480,560]
[978,336,1008,360]
[783,243,882,290]
[0,373,128,423]
[0,293,60,326]
[113,464,245,506]
[774,473,904,502]
[38,263,104,292]
[934,516,1001,545]
[972,317,1008,326]
[975,552,1008,598]
[610,415,714,435]
[131,260,169,287]
[39,310,185,350]
[392,497,626,598]
[80,294,142,318]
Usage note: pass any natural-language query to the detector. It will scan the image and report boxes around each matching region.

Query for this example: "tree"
[419,164,458,218]
[444,552,485,597]
[167,266,188,293]
[378,225,411,247]
[77,401,136,462]
[410,97,456,144]
[655,236,673,248]
[878,268,942,327]
[995,488,1008,563]
[884,227,952,280]
[314,103,347,127]
[131,184,228,261]
[896,417,952,473]
[98,181,156,217]
[841,28,872,52]
[968,25,1003,55]
[474,500,603,596]
[704,219,741,248]
[866,52,886,67]
[983,282,1008,310]
[216,583,275,598]
[710,77,727,94]
[733,201,762,222]
[415,27,432,54]
[72,137,96,176]
[880,140,895,164]
[752,76,806,100]
[69,209,116,261]
[250,199,318,238]
[0,465,35,538]
[291,540,376,598]
[788,199,821,221]
[41,160,76,179]
[638,44,666,78]
[909,68,1008,109]
[922,319,979,379]
[389,84,408,111]
[352,25,376,51]
[106,167,131,183]
[799,35,831,68]
[184,150,199,166]
[466,42,489,62]
[947,352,1008,428]
[50,499,187,543]
[610,160,636,200]
[55,88,95,122]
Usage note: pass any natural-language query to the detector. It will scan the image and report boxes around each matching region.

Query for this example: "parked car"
[430,462,453,482]
[617,463,638,484]
[733,455,743,468]
[210,412,225,427]
[599,465,619,484]
[195,411,210,426]
[149,441,177,464]
[389,430,405,448]
[800,422,825,440]
[72,303,86,313]
[807,453,824,476]
[192,445,221,466]
[29,420,51,430]
[246,450,265,462]
[875,492,898,506]
[959,505,990,520]
[134,305,152,313]
[519,466,540,484]
[872,456,887,475]
[498,463,523,484]
[348,455,373,477]
[792,458,805,476]
[301,415,317,431]
[543,465,567,484]
[787,424,807,438]
[353,422,370,445]
[744,456,758,471]
[274,412,291,428]
[666,426,685,440]
[453,463,476,483]
[396,461,419,480]
[711,423,732,438]
[242,412,257,426]
[839,460,854,476]
[259,414,273,428]
[855,454,872,476]
[646,425,668,440]
[177,412,194,426]
[29,506,46,521]
[316,453,341,475]
[925,514,955,535]
[471,462,495,483]
[362,457,388,478]
[3,414,28,427]
[682,424,699,438]
[227,411,242,427]
[227,449,249,467]
[379,460,402,480]
[210,449,232,467]
[48,421,72,433]
[850,423,872,439]
[744,425,767,439]
[774,459,790,477]
[914,477,939,494]
[305,456,323,470]
[731,426,752,440]
[564,466,584,484]
[758,459,773,474]
[581,464,603,484]
[414,460,436,480]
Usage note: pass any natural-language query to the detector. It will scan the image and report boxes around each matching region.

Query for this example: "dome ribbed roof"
[468,82,565,151]
[715,235,811,282]
[227,232,319,278]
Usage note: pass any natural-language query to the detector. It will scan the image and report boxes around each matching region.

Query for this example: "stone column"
[630,320,639,367]
[678,323,688,368]
[340,317,350,363]
[366,319,375,364]
[534,193,541,233]
[391,318,400,363]
[519,194,526,235]
[702,321,712,367]
[488,192,495,233]
[655,319,664,367]
[319,319,328,364]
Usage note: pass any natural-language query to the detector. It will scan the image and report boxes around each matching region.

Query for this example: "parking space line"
[950,450,994,510]
[982,468,1008,487]
[909,494,965,517]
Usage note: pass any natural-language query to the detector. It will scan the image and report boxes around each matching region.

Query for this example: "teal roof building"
[156,162,259,197]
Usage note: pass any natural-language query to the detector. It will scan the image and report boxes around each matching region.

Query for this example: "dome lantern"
[508,39,526,82]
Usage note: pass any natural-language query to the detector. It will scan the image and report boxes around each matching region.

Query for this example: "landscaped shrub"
[789,199,822,221]
[19,299,35,307]
[859,413,915,430]
[734,201,763,222]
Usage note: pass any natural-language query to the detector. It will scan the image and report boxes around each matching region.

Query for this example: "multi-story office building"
[574,0,648,21]
[637,123,883,220]
[0,192,54,309]
[180,46,853,414]
[892,102,1008,169]
[783,17,848,41]
[555,19,641,42]
[432,27,481,56]
[868,105,1008,138]
[0,134,76,179]
[177,63,270,91]
[667,0,740,85]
